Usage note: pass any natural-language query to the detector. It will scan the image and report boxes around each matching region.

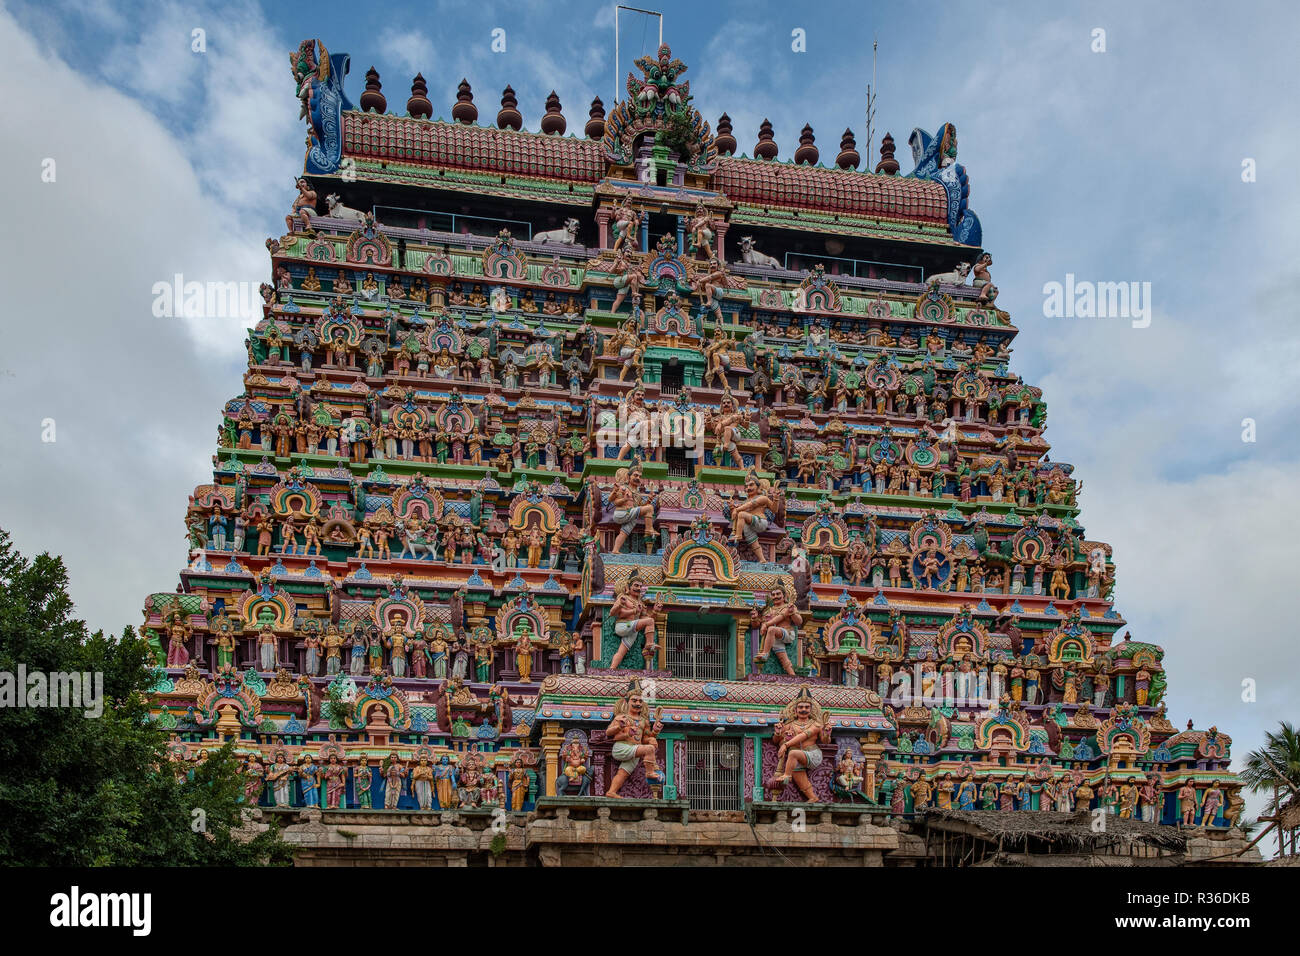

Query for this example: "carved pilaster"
[595,207,612,249]
[540,720,565,797]
[653,610,669,670]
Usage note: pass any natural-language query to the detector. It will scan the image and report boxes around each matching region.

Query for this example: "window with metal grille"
[665,445,692,478]
[664,619,729,680]
[659,363,683,396]
[684,737,743,810]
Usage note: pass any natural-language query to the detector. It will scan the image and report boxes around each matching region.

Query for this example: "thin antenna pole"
[865,36,878,166]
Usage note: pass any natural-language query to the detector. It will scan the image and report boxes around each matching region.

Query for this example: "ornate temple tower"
[139,38,1249,863]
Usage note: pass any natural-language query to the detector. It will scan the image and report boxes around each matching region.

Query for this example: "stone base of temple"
[238,804,1260,866]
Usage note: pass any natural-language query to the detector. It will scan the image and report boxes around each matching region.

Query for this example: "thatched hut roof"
[923,809,1189,854]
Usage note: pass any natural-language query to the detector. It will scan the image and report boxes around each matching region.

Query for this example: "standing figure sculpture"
[769,686,829,802]
[607,572,660,670]
[242,753,265,805]
[322,754,347,809]
[729,472,784,560]
[166,617,192,668]
[509,756,531,811]
[1178,779,1198,827]
[609,255,645,314]
[709,392,747,462]
[610,194,642,254]
[433,755,458,809]
[687,201,717,259]
[411,756,435,810]
[693,257,727,319]
[256,622,279,672]
[267,750,295,807]
[604,678,665,796]
[755,586,803,676]
[382,752,408,810]
[297,754,322,808]
[607,465,657,554]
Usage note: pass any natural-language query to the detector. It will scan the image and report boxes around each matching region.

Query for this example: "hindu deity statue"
[604,678,665,797]
[166,615,192,668]
[709,391,747,462]
[322,754,347,809]
[411,756,435,810]
[755,586,803,676]
[256,621,279,672]
[433,755,458,809]
[558,740,591,796]
[835,751,864,796]
[607,572,660,670]
[382,752,408,809]
[353,759,374,809]
[610,194,642,254]
[242,753,265,805]
[609,255,645,314]
[298,754,322,808]
[687,201,717,259]
[607,464,657,554]
[1178,780,1199,826]
[286,177,317,233]
[267,750,295,807]
[510,621,536,683]
[693,258,727,319]
[769,686,830,802]
[729,472,784,560]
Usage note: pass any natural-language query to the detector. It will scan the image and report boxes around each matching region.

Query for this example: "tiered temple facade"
[142,39,1251,864]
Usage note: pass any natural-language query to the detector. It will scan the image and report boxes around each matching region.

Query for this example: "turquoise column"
[745,732,766,803]
[661,732,683,801]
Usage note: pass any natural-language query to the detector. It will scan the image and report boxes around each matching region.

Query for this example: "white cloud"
[377,26,436,78]
[0,1,292,634]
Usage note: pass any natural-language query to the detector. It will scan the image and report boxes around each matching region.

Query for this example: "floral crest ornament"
[602,44,717,172]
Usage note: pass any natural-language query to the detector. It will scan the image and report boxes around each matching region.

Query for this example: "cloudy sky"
[1,0,1297,839]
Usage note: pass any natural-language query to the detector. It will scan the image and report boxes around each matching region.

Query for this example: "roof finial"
[497,86,522,130]
[836,128,860,170]
[714,113,736,156]
[540,91,566,135]
[585,96,606,139]
[875,131,899,175]
[360,66,386,113]
[452,78,477,124]
[754,118,778,160]
[794,124,819,165]
[406,73,432,119]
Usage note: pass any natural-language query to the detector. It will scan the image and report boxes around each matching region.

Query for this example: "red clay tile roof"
[340,112,948,226]
[343,112,604,182]
[714,156,948,224]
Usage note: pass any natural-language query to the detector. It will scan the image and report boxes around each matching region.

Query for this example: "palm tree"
[1240,721,1300,857]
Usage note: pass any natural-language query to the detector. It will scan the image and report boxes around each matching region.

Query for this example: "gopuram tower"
[138,39,1253,865]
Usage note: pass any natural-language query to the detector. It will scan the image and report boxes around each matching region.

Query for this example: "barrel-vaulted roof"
[339,111,948,228]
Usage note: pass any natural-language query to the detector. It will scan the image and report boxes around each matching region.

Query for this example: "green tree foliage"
[1241,720,1300,856]
[1241,722,1300,797]
[0,528,292,865]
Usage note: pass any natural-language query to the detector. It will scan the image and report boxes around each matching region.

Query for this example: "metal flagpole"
[615,5,663,104]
